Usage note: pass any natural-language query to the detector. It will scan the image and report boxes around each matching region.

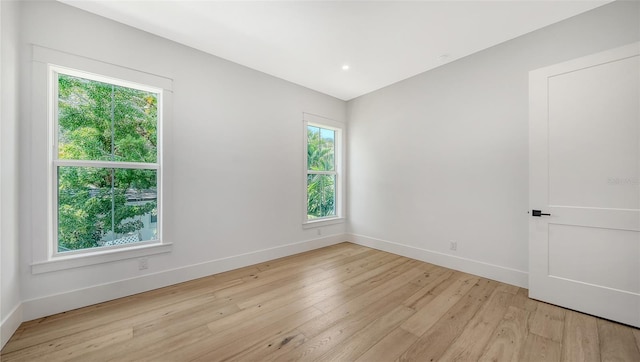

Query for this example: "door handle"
[532,209,551,217]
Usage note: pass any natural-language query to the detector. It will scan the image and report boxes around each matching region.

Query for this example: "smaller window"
[303,114,344,224]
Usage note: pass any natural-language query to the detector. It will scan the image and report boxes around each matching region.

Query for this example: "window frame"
[29,46,173,274]
[50,66,164,257]
[302,113,345,227]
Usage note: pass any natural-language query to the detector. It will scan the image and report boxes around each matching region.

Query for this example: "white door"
[529,42,640,328]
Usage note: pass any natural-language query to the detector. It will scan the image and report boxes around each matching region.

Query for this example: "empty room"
[1,0,639,361]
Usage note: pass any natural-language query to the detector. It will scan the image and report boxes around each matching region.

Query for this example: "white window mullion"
[54,160,159,170]
[110,168,115,243]
[306,170,336,176]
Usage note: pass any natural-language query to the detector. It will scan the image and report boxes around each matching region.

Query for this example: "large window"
[52,67,162,254]
[304,114,343,224]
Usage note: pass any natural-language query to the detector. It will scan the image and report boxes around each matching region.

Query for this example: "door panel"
[548,56,639,210]
[529,42,640,327]
[548,224,639,293]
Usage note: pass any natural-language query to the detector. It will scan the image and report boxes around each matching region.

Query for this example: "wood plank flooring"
[2,242,639,361]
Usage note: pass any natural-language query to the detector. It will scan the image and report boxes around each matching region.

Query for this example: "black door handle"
[532,209,551,217]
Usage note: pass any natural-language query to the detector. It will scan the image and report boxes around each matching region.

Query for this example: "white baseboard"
[21,233,346,321]
[1,303,23,349]
[348,233,528,288]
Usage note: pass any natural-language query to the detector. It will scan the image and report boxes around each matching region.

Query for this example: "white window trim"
[31,45,173,273]
[302,112,345,227]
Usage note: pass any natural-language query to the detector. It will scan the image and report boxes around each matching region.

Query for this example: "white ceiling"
[59,0,611,100]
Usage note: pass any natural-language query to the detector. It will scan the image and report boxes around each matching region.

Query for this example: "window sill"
[31,242,173,274]
[303,217,345,229]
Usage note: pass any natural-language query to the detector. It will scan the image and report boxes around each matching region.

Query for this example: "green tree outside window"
[307,125,336,219]
[56,73,159,252]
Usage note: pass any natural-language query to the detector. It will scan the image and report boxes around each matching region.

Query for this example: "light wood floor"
[2,243,639,362]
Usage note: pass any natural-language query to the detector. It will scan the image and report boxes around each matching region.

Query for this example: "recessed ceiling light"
[342,64,350,71]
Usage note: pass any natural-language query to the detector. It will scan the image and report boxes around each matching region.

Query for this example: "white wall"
[347,0,640,287]
[1,0,23,348]
[17,0,346,321]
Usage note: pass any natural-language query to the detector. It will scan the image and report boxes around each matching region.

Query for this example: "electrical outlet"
[138,257,148,270]
[450,241,457,251]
